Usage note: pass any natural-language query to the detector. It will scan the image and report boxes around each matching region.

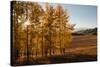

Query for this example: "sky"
[40,2,97,29]
[62,4,97,29]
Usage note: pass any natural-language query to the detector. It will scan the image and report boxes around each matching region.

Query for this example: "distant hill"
[72,27,97,35]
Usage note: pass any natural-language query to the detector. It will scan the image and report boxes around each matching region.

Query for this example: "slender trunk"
[49,28,51,56]
[41,22,44,57]
[36,35,38,57]
[26,26,29,62]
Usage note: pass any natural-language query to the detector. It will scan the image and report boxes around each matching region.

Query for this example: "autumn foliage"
[11,1,74,62]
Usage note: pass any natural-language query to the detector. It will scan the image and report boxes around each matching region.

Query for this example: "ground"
[12,35,97,66]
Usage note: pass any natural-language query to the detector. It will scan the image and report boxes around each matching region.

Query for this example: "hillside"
[72,27,97,35]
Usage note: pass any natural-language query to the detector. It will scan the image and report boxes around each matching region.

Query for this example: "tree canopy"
[12,1,74,59]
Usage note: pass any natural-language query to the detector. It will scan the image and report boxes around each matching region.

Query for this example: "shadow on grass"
[12,53,97,66]
[49,54,97,63]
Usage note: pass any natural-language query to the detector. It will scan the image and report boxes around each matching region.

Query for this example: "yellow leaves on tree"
[12,1,74,57]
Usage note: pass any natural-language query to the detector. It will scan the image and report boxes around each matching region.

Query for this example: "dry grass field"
[47,35,97,64]
[14,35,97,66]
[70,35,97,55]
